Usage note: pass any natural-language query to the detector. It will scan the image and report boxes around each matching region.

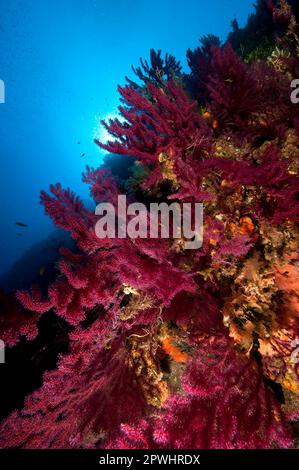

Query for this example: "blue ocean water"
[0,0,254,287]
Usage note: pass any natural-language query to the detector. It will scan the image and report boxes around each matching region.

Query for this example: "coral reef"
[0,0,299,449]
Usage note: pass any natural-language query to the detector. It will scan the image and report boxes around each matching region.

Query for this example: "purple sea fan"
[110,335,293,449]
[0,327,148,449]
[95,81,212,179]
[253,144,299,223]
[207,44,259,129]
[126,48,182,88]
[185,34,221,104]
[249,61,295,142]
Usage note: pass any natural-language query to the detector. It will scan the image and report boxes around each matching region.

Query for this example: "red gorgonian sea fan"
[1,2,299,449]
[107,335,292,449]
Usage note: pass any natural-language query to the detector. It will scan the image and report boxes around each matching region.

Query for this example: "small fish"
[212,119,218,130]
[203,111,211,120]
[77,142,80,144]
[39,265,46,276]
[15,222,28,227]
[81,153,85,157]
[202,110,218,130]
